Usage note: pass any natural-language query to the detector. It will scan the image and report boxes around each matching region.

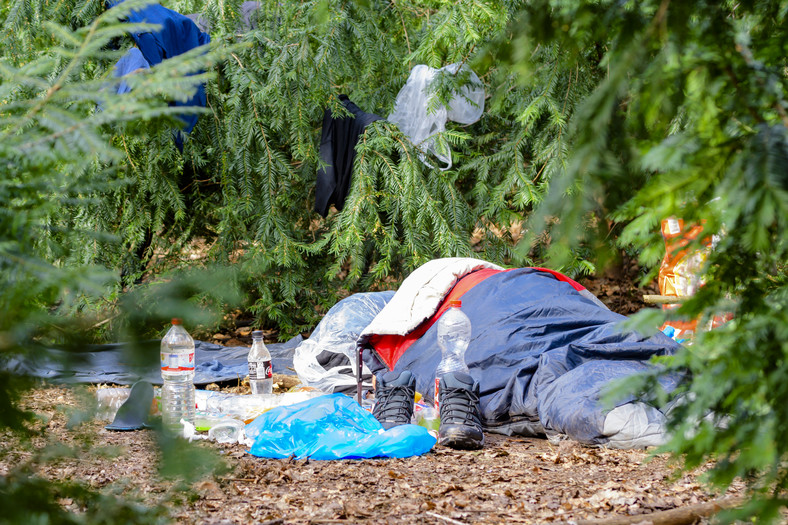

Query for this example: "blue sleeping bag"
[361,268,681,447]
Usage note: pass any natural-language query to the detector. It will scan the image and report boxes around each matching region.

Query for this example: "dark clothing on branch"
[315,95,382,217]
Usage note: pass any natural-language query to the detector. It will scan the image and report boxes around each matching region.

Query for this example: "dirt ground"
[0,260,746,524]
[1,385,744,525]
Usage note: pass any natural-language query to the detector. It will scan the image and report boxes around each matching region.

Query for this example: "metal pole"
[356,343,363,405]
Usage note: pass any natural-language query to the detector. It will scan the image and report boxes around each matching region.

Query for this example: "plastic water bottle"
[95,388,131,421]
[248,330,273,395]
[160,318,196,432]
[434,300,471,409]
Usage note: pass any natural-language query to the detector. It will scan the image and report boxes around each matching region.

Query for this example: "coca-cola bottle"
[248,330,273,394]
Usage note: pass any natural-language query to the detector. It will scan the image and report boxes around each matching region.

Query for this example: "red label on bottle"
[161,351,195,372]
[434,377,440,411]
[249,361,272,380]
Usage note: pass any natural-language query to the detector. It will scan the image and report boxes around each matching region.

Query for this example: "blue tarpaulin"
[2,336,301,386]
[246,393,436,460]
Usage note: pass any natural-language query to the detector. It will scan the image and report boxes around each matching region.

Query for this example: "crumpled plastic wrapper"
[388,63,485,170]
[293,291,394,393]
[659,218,731,342]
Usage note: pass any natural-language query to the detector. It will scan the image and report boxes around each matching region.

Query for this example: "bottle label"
[160,351,194,372]
[667,218,681,235]
[249,360,272,380]
[434,377,440,411]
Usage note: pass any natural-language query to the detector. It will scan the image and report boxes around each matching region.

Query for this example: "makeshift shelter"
[294,258,681,449]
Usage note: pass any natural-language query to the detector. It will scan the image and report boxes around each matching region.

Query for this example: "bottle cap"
[252,330,264,338]
[171,318,182,325]
[447,300,462,308]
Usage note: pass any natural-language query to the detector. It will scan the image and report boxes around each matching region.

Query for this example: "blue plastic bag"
[245,393,436,460]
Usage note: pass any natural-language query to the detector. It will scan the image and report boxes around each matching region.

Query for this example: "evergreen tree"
[11,0,788,520]
[1,1,592,516]
[5,0,595,337]
[502,1,788,521]
[1,1,233,519]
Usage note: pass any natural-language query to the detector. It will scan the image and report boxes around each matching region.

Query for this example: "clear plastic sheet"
[443,63,486,124]
[388,63,485,170]
[293,291,394,393]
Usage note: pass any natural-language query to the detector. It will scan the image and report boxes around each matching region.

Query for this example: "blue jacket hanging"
[108,0,210,143]
[113,47,150,95]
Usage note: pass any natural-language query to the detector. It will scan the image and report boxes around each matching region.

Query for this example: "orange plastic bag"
[658,218,731,342]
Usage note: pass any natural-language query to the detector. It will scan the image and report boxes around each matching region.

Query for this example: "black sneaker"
[438,371,484,450]
[372,370,416,430]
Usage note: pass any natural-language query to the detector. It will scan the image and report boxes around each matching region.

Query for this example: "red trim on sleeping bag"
[369,267,586,371]
[369,268,504,370]
[529,267,586,291]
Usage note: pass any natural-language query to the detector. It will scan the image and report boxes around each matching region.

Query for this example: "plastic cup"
[208,420,245,444]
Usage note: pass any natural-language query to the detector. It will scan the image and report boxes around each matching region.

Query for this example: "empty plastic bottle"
[194,389,225,411]
[434,300,471,409]
[160,318,196,432]
[248,330,273,395]
[95,388,131,421]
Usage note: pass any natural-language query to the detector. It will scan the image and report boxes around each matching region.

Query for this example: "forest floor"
[0,258,747,524]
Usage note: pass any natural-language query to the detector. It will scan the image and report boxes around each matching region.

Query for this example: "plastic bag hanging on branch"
[388,63,485,171]
[658,218,732,343]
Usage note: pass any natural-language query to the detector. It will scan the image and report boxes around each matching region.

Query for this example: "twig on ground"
[219,477,257,482]
[574,497,744,525]
[426,511,467,525]
[91,313,121,330]
[643,294,686,305]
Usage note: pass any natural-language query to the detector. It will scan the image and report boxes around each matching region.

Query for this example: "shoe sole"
[438,424,484,450]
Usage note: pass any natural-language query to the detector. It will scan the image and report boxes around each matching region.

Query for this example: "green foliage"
[178,0,523,334]
[0,0,607,516]
[0,1,239,520]
[6,0,600,337]
[154,424,230,480]
[0,471,169,525]
[11,0,787,521]
[505,0,788,521]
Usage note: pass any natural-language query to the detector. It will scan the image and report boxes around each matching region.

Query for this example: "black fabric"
[316,348,351,369]
[315,95,382,217]
[315,348,355,393]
